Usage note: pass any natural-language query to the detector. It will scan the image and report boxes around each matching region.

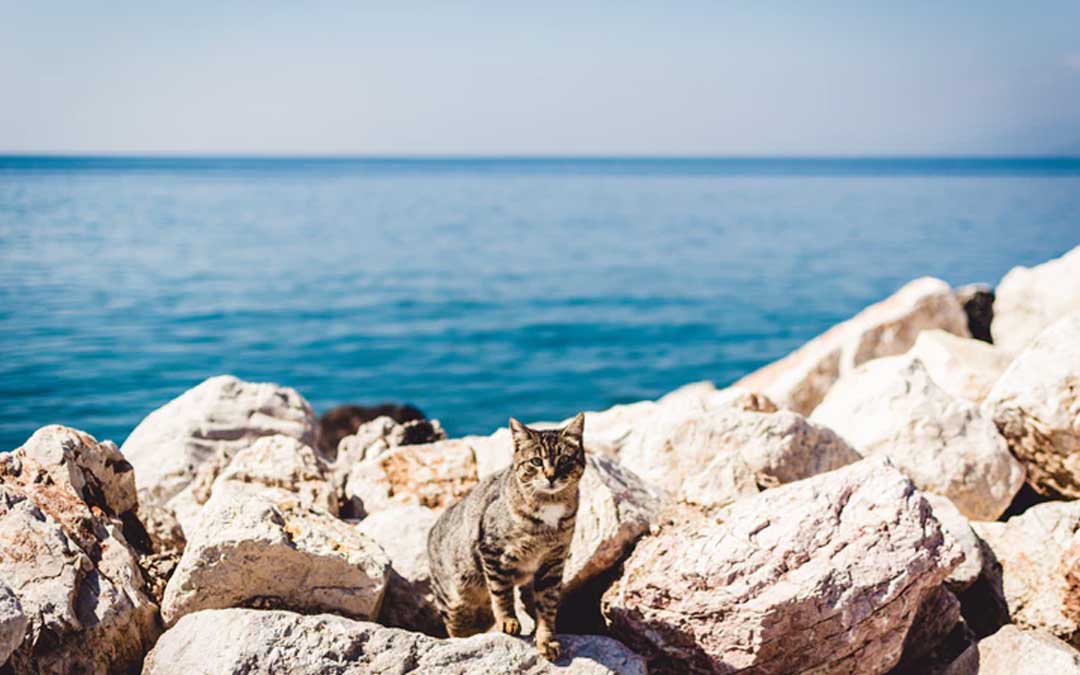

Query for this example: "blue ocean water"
[1,156,1079,451]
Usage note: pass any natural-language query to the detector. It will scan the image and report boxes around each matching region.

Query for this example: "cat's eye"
[529,458,543,467]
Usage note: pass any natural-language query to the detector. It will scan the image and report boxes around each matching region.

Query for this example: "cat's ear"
[509,417,533,451]
[561,412,585,445]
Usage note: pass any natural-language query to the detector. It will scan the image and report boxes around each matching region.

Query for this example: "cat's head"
[508,413,586,496]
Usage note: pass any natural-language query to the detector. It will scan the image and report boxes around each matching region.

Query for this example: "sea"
[1,156,1078,450]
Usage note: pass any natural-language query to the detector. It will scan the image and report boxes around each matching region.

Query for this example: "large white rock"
[946,625,1080,675]
[602,457,962,675]
[616,401,860,508]
[811,355,1024,520]
[736,277,970,414]
[356,505,445,636]
[120,375,318,510]
[908,329,1012,403]
[924,493,984,591]
[970,500,1080,645]
[0,580,26,667]
[143,608,647,675]
[984,312,1080,497]
[0,426,160,674]
[161,484,390,626]
[992,245,1080,355]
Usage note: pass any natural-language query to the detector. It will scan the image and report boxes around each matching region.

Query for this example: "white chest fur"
[537,503,565,528]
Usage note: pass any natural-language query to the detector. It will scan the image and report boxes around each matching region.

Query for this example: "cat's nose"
[544,473,557,485]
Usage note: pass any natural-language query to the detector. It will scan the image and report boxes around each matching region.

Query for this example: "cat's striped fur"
[427,413,586,661]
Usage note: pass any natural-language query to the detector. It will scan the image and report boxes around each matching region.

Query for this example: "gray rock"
[812,355,1024,520]
[0,426,160,674]
[161,484,389,626]
[992,244,1080,355]
[602,457,962,675]
[143,608,647,675]
[955,283,995,343]
[0,580,26,667]
[984,312,1080,498]
[121,375,317,514]
[736,277,970,414]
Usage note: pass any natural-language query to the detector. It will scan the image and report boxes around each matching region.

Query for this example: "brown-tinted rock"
[602,457,961,674]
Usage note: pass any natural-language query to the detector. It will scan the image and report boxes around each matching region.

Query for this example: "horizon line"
[3,152,1080,161]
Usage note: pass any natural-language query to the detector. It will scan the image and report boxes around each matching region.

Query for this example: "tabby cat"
[427,412,586,660]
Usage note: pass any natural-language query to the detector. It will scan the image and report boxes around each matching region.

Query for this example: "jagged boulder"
[924,493,983,591]
[144,608,647,675]
[344,438,481,517]
[0,581,26,666]
[120,375,318,514]
[317,402,428,459]
[161,484,389,626]
[812,355,1024,520]
[735,277,970,414]
[0,426,160,674]
[992,245,1080,355]
[356,505,444,636]
[970,500,1080,645]
[984,312,1080,498]
[907,329,1012,403]
[602,457,961,675]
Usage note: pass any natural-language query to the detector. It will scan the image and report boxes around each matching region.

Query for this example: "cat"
[427,412,586,661]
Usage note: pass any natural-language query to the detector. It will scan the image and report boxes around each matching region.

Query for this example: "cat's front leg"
[479,550,520,635]
[532,553,566,661]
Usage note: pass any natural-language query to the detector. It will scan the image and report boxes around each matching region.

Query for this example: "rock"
[908,329,1012,403]
[356,505,445,636]
[602,457,962,675]
[144,608,647,675]
[924,493,983,591]
[318,402,428,459]
[0,581,26,667]
[564,454,660,594]
[894,585,963,668]
[811,355,1024,520]
[120,375,318,511]
[735,277,970,414]
[160,485,390,626]
[970,500,1080,645]
[992,245,1080,355]
[984,312,1080,498]
[955,283,995,344]
[343,438,480,517]
[951,625,1080,675]
[0,426,160,674]
[617,402,860,508]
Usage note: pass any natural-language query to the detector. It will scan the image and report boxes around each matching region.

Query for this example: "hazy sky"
[3,2,1080,155]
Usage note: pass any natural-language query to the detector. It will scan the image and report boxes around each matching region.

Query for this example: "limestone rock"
[0,581,26,667]
[161,485,389,626]
[0,426,160,674]
[924,493,983,591]
[120,375,317,510]
[955,283,995,344]
[970,500,1080,644]
[564,454,660,594]
[617,403,860,508]
[333,416,447,509]
[950,625,1080,675]
[318,402,428,459]
[811,355,1024,520]
[602,457,962,675]
[356,505,444,636]
[992,245,1080,355]
[908,329,1012,403]
[144,608,647,675]
[984,312,1080,498]
[735,277,970,414]
[344,438,480,517]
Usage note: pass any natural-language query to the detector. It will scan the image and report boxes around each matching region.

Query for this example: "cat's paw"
[537,637,561,661]
[498,617,521,636]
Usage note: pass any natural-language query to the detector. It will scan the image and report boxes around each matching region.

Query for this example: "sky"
[2,2,1080,156]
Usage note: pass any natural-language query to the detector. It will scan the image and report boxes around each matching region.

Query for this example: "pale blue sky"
[2,2,1079,155]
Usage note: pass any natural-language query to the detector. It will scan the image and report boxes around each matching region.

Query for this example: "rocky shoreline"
[1,244,1079,674]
